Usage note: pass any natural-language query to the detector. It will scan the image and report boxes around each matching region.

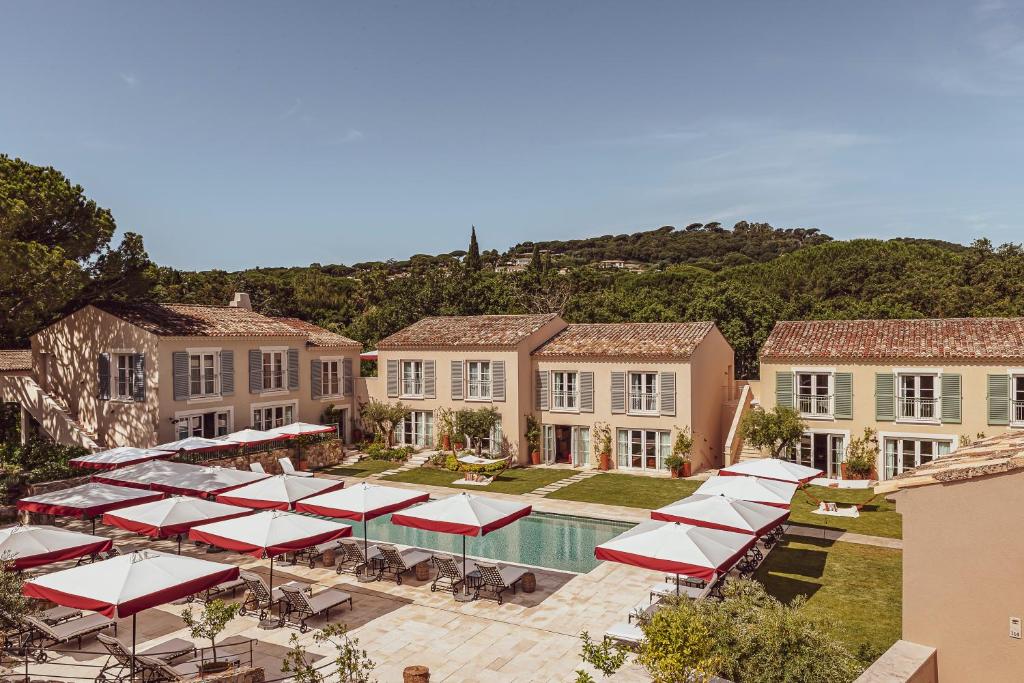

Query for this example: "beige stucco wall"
[896,471,1024,681]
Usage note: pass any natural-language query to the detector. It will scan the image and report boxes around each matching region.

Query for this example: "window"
[616,429,671,470]
[796,372,831,417]
[884,437,952,479]
[189,353,217,397]
[467,361,491,400]
[552,371,578,411]
[401,361,423,397]
[395,411,434,447]
[898,374,938,421]
[262,351,284,391]
[628,372,658,414]
[321,360,341,397]
[1013,375,1024,426]
[114,353,137,400]
[175,410,231,440]
[252,404,294,431]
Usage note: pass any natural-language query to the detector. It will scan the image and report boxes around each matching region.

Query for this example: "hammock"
[457,454,506,466]
[812,501,860,518]
[801,486,882,512]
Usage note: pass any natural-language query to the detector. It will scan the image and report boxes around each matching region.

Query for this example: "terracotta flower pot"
[442,434,452,451]
[598,452,611,471]
[454,442,464,451]
[682,461,692,477]
[530,450,541,465]
[670,467,680,479]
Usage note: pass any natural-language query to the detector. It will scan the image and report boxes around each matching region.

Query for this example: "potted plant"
[436,408,456,452]
[593,422,612,471]
[670,427,694,477]
[842,427,877,480]
[525,415,542,465]
[181,599,239,674]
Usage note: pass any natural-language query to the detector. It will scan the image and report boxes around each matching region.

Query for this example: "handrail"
[723,384,752,467]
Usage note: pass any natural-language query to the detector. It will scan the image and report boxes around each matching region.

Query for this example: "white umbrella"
[218,429,289,447]
[694,475,798,509]
[23,549,240,678]
[102,496,254,552]
[214,475,345,511]
[0,525,113,570]
[153,436,239,454]
[17,483,164,533]
[265,422,336,438]
[69,446,174,471]
[651,494,789,537]
[719,459,823,485]
[95,460,269,497]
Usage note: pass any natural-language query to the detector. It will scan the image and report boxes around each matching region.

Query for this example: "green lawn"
[788,485,902,539]
[320,459,395,478]
[545,473,701,508]
[756,537,902,658]
[382,466,575,495]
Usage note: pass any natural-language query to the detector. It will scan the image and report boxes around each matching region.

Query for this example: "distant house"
[495,254,536,273]
[594,259,647,272]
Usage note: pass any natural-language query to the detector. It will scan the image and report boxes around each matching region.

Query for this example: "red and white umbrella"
[694,475,798,509]
[102,496,254,552]
[0,525,113,570]
[391,492,531,600]
[17,483,164,533]
[153,436,238,454]
[651,494,789,537]
[69,447,173,471]
[719,459,822,485]
[95,460,269,497]
[265,422,336,438]
[23,549,239,678]
[595,520,756,588]
[218,429,289,447]
[215,475,345,511]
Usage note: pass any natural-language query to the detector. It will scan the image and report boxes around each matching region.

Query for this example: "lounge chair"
[96,632,195,682]
[291,538,345,569]
[188,576,247,603]
[279,585,353,633]
[278,457,313,478]
[250,462,266,474]
[336,539,382,577]
[375,543,432,584]
[473,562,528,604]
[430,553,471,594]
[77,546,121,565]
[22,612,116,662]
[605,622,644,647]
[38,605,81,625]
[136,652,240,681]
[629,597,662,624]
[648,581,713,602]
[238,571,311,623]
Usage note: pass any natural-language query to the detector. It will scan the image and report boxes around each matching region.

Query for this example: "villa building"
[754,318,1024,480]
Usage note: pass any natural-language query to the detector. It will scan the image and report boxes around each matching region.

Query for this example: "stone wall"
[196,439,346,474]
[195,666,266,683]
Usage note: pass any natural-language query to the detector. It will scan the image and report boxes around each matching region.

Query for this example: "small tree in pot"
[455,407,501,455]
[181,599,239,672]
[842,427,877,480]
[525,415,542,465]
[592,422,612,471]
[665,427,694,478]
[435,407,456,452]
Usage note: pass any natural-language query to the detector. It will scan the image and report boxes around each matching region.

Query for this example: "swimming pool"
[362,511,635,574]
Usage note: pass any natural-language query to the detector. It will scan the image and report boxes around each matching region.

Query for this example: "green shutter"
[833,372,853,419]
[940,374,962,424]
[988,374,1010,426]
[875,373,896,421]
[775,372,794,409]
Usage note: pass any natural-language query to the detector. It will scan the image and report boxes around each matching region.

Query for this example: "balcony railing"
[629,392,658,413]
[797,393,832,416]
[401,381,423,397]
[899,396,939,420]
[467,381,491,399]
[552,390,578,410]
[1013,400,1024,425]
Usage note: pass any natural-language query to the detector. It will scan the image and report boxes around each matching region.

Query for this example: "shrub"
[0,439,81,484]
[844,428,877,478]
[454,407,501,455]
[739,406,806,458]
[365,443,412,462]
[359,399,411,447]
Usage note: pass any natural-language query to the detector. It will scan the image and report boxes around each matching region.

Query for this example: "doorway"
[790,431,846,479]
[554,426,573,464]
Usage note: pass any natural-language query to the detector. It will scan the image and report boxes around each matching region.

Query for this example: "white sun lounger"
[279,457,313,478]
[605,621,644,645]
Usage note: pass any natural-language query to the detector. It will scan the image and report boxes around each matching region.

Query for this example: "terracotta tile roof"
[378,314,559,349]
[95,302,305,338]
[0,350,32,372]
[273,317,361,348]
[761,318,1024,361]
[533,322,715,359]
[876,431,1024,494]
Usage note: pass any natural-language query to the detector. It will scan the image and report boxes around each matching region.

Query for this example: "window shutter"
[579,371,594,413]
[659,371,676,417]
[988,374,1010,426]
[132,354,146,402]
[311,359,322,400]
[492,361,506,402]
[536,370,549,410]
[342,358,353,396]
[220,351,234,396]
[775,372,794,409]
[833,372,853,419]
[875,373,896,421]
[172,351,189,401]
[249,350,262,394]
[287,348,299,390]
[97,353,111,401]
[450,361,464,400]
[941,374,962,424]
[611,371,626,414]
[386,360,399,398]
[424,360,436,398]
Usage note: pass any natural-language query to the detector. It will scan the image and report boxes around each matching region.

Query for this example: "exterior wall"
[295,346,361,441]
[756,359,1017,478]
[687,326,736,471]
[896,471,1024,681]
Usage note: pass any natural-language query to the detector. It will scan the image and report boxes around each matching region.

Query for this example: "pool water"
[361,511,635,574]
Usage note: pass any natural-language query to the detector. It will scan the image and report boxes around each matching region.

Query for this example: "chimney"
[229,292,252,311]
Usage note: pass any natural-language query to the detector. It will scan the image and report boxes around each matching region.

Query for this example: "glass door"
[572,426,590,467]
[828,434,845,479]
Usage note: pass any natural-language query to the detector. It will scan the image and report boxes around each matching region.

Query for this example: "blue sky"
[3,1,1023,270]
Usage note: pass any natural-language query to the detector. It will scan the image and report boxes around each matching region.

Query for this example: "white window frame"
[250,399,298,431]
[187,348,220,400]
[395,410,434,447]
[401,360,423,398]
[784,428,850,479]
[881,434,954,480]
[551,371,579,412]
[173,407,233,440]
[112,351,138,401]
[896,371,941,424]
[627,371,659,415]
[261,346,287,392]
[466,361,491,401]
[1010,369,1024,427]
[320,357,342,398]
[617,428,671,471]
[795,370,833,419]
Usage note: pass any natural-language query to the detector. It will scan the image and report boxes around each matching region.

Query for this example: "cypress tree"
[466,226,482,271]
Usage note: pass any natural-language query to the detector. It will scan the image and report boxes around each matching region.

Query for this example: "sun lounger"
[238,571,311,623]
[250,462,266,474]
[136,652,240,681]
[189,576,247,603]
[376,543,432,584]
[812,501,860,518]
[97,632,195,682]
[431,553,472,594]
[279,584,353,632]
[629,597,663,623]
[23,612,116,662]
[649,581,714,602]
[278,457,313,478]
[291,538,346,569]
[336,539,382,577]
[38,605,82,625]
[473,562,528,604]
[77,546,121,565]
[605,622,644,646]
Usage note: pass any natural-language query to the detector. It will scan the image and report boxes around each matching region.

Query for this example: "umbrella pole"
[676,573,680,597]
[177,535,182,555]
[92,516,96,535]
[130,613,136,680]
[452,535,474,602]
[269,556,274,592]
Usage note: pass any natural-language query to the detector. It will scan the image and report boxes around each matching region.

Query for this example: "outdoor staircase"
[0,375,102,450]
[738,442,767,462]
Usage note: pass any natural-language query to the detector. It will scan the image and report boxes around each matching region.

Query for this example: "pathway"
[523,469,600,498]
[366,449,434,480]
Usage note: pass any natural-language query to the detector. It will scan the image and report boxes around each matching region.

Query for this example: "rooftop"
[876,431,1024,494]
[0,350,32,372]
[95,302,307,338]
[377,314,560,349]
[273,317,361,348]
[533,322,715,359]
[761,317,1024,361]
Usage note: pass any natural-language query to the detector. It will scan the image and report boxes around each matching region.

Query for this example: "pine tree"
[466,226,482,272]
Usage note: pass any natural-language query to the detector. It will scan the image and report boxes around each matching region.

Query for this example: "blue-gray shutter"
[988,374,1010,426]
[611,371,626,414]
[172,351,188,401]
[97,353,111,401]
[386,359,399,398]
[311,359,322,400]
[775,372,794,409]
[659,371,676,417]
[424,360,436,398]
[132,354,146,402]
[249,350,262,394]
[451,361,464,400]
[940,374,962,424]
[492,361,506,402]
[342,357,353,396]
[833,372,853,419]
[287,348,299,390]
[579,371,594,413]
[220,351,234,396]
[875,373,896,421]
[536,370,549,410]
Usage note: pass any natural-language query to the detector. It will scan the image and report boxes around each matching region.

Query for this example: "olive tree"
[455,407,501,454]
[359,399,411,447]
[739,406,806,458]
